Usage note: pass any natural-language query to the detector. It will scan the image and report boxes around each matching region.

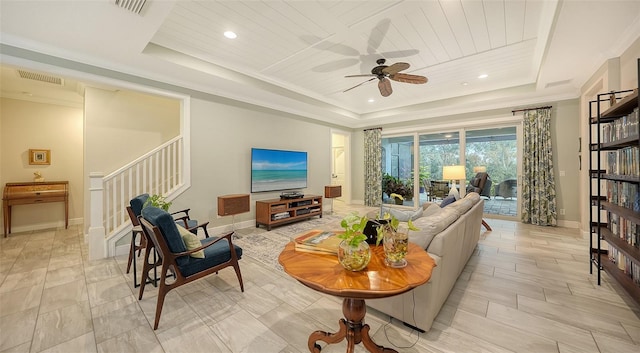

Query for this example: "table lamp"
[442,165,466,199]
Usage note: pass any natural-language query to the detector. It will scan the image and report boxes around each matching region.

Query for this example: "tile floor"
[1,203,639,353]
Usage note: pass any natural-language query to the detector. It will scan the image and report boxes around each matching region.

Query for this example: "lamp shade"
[443,165,466,180]
[473,166,487,173]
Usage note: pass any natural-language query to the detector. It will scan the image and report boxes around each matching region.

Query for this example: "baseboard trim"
[4,217,83,234]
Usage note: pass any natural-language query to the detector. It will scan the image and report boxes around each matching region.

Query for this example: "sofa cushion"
[409,207,459,249]
[446,198,474,216]
[464,192,481,203]
[422,202,437,210]
[422,203,442,217]
[379,206,424,222]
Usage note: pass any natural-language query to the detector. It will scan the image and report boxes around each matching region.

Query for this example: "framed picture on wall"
[29,149,50,165]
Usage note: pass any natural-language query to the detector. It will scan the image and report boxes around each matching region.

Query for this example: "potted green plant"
[372,212,420,268]
[389,193,404,205]
[337,212,371,271]
[143,194,172,211]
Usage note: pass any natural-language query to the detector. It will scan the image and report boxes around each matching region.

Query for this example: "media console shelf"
[256,195,322,230]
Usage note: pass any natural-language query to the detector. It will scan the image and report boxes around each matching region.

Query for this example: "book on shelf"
[293,229,342,254]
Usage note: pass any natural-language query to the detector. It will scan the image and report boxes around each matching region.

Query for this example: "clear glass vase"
[337,239,371,271]
[383,227,409,268]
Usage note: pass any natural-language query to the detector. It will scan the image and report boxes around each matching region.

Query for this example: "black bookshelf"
[589,59,640,306]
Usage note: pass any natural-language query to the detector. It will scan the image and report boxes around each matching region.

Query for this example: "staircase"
[88,136,189,259]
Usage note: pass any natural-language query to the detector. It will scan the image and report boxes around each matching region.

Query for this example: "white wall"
[168,98,334,228]
[0,97,83,232]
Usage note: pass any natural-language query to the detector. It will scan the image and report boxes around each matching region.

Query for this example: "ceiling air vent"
[115,0,146,15]
[16,70,64,86]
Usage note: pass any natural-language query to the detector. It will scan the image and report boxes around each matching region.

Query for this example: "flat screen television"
[251,148,308,193]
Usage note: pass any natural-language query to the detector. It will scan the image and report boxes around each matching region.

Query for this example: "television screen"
[251,148,308,193]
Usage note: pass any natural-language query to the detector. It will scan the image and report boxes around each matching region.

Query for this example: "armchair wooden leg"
[482,219,492,231]
[138,246,153,300]
[153,270,169,330]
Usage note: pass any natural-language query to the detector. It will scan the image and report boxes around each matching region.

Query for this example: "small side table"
[324,185,341,215]
[279,242,435,353]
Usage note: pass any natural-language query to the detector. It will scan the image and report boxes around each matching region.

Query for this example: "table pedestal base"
[308,298,397,353]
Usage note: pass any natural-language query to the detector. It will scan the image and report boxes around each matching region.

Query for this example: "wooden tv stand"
[256,195,322,230]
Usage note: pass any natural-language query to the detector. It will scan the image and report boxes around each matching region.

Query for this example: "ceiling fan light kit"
[344,58,427,97]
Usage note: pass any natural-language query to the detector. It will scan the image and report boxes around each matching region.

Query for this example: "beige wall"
[579,38,639,233]
[84,87,180,175]
[0,97,83,232]
[0,87,180,234]
[619,37,640,90]
[84,87,181,235]
[551,99,581,222]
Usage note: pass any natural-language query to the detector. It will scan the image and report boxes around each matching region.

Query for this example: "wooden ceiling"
[1,1,639,127]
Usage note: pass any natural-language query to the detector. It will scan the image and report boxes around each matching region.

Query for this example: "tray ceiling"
[1,0,639,127]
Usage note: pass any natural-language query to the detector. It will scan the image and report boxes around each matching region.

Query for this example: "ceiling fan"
[343,58,428,97]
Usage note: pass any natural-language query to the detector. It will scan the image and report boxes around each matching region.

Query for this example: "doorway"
[331,131,349,205]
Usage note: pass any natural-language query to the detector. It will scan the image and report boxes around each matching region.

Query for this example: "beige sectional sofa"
[367,192,484,332]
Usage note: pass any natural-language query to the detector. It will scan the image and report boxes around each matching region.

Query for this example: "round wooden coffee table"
[278,241,436,353]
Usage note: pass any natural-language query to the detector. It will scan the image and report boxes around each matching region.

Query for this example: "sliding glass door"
[381,136,414,206]
[380,124,521,219]
[418,132,460,203]
[465,127,518,218]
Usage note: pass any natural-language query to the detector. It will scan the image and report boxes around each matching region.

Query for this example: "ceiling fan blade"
[382,62,410,75]
[378,77,392,97]
[389,73,428,84]
[343,77,376,93]
[367,18,391,54]
[345,74,376,78]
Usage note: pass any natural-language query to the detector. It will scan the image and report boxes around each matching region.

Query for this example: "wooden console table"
[278,242,435,353]
[3,181,69,237]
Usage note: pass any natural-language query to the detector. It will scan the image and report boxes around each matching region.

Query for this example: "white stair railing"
[102,136,183,237]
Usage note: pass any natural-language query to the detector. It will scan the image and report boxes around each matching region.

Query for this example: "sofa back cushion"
[409,207,459,249]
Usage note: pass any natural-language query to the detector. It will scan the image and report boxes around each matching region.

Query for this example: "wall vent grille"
[16,70,64,85]
[115,0,146,15]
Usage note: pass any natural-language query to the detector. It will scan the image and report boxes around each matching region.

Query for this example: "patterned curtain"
[364,128,382,207]
[521,108,557,226]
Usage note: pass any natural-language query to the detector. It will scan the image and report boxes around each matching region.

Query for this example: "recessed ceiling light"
[368,98,375,103]
[224,31,237,39]
[478,74,488,79]
[461,82,468,86]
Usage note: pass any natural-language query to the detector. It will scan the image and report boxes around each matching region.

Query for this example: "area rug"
[233,213,344,271]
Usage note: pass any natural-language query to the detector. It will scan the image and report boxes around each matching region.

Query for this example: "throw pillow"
[177,225,204,258]
[440,195,456,208]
